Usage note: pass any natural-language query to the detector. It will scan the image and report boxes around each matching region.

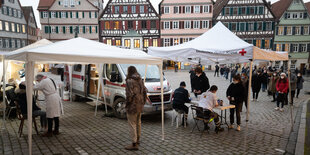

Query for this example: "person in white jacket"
[34,74,62,137]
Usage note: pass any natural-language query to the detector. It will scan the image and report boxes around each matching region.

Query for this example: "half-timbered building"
[99,0,160,51]
[213,0,276,49]
[22,6,38,45]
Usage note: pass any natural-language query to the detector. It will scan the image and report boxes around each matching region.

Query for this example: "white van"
[65,64,173,118]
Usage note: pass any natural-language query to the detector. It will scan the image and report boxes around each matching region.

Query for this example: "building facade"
[99,0,160,51]
[159,0,213,47]
[38,0,101,42]
[22,6,38,45]
[0,0,28,52]
[213,0,276,49]
[272,0,310,70]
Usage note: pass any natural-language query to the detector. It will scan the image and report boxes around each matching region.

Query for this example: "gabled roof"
[271,0,293,21]
[306,2,310,14]
[22,6,38,28]
[38,0,55,10]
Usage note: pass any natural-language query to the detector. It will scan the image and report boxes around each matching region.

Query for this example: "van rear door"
[72,64,86,97]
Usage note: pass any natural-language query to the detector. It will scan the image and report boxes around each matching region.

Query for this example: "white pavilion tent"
[3,37,164,154]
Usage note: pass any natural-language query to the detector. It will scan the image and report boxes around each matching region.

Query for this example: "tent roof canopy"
[5,37,162,65]
[148,22,253,64]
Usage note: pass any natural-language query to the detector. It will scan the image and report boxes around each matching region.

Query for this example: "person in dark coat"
[296,73,304,98]
[225,67,230,80]
[268,72,279,102]
[189,67,196,92]
[251,71,263,101]
[226,74,244,131]
[241,73,249,112]
[214,65,219,77]
[230,68,237,83]
[172,81,191,125]
[261,70,268,92]
[220,67,224,77]
[192,67,210,98]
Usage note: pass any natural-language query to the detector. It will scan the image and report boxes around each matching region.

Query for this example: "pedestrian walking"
[261,70,268,92]
[230,68,237,83]
[240,73,249,112]
[220,67,224,77]
[268,72,279,102]
[172,81,191,126]
[214,64,219,77]
[251,71,262,101]
[289,72,297,104]
[174,63,178,72]
[34,74,63,137]
[189,67,195,92]
[226,74,244,131]
[275,73,289,112]
[296,73,304,98]
[124,66,149,150]
[192,67,210,98]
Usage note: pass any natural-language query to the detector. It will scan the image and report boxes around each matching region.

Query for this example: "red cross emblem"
[239,49,247,56]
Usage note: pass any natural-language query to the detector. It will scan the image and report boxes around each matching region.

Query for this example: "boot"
[53,130,60,135]
[125,143,139,151]
[215,126,224,134]
[41,131,53,137]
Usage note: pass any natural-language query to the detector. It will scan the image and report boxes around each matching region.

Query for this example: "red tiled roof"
[38,0,55,10]
[306,2,310,14]
[271,0,293,21]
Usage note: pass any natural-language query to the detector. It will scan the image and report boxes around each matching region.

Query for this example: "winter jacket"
[125,73,147,114]
[226,82,244,104]
[297,76,304,89]
[173,87,190,106]
[276,78,289,93]
[251,73,262,92]
[268,76,278,93]
[290,74,297,91]
[15,89,41,115]
[261,73,268,84]
[241,77,249,98]
[192,72,210,93]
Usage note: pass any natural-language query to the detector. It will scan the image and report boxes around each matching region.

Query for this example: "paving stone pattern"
[1,71,309,155]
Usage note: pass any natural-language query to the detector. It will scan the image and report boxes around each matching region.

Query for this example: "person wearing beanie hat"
[172,81,191,126]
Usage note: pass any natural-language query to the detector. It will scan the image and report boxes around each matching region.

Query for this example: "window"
[185,21,191,29]
[185,6,191,13]
[73,64,82,72]
[51,12,56,18]
[239,22,246,31]
[264,40,270,49]
[17,10,21,18]
[105,21,110,30]
[183,38,189,43]
[249,7,255,15]
[174,6,179,14]
[193,21,200,29]
[299,12,303,18]
[114,21,119,30]
[128,21,133,29]
[173,38,179,45]
[78,12,83,18]
[5,39,9,48]
[248,22,254,31]
[144,39,149,47]
[164,6,169,14]
[257,22,263,31]
[140,6,144,13]
[164,38,170,47]
[301,44,306,52]
[0,39,2,48]
[0,21,2,31]
[13,9,16,17]
[21,40,25,47]
[106,64,120,81]
[8,7,12,16]
[106,39,112,45]
[292,44,298,52]
[141,21,147,29]
[225,7,230,16]
[152,39,158,47]
[194,6,200,13]
[304,26,309,35]
[16,39,20,48]
[3,6,7,15]
[287,27,292,35]
[295,27,301,35]
[233,7,238,15]
[134,39,140,48]
[164,21,170,29]
[22,25,26,33]
[284,43,289,51]
[173,21,179,29]
[43,11,48,18]
[51,26,56,33]
[150,21,156,29]
[123,6,128,13]
[202,21,209,29]
[231,22,237,31]
[66,26,70,33]
[70,0,75,7]
[292,13,298,19]
[61,12,66,18]
[266,22,272,31]
[63,0,68,7]
[92,26,96,33]
[240,7,246,15]
[124,39,130,48]
[256,40,261,48]
[11,23,15,32]
[115,6,119,13]
[5,22,9,31]
[116,39,121,46]
[203,5,209,13]
[278,26,284,35]
[132,6,136,13]
[11,39,15,48]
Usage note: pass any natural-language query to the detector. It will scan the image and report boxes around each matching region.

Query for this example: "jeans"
[33,110,47,128]
[230,102,242,125]
[127,113,141,143]
[47,117,59,133]
[261,83,267,92]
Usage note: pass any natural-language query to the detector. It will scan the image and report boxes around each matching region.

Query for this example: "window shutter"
[272,22,275,30]
[170,38,173,46]
[290,44,293,52]
[262,22,266,31]
[49,26,51,33]
[183,6,185,13]
[40,12,43,18]
[179,6,181,13]
[230,7,233,16]
[95,26,98,33]
[56,26,59,33]
[236,23,239,31]
[307,43,310,52]
[89,12,91,18]
[191,6,193,13]
[292,26,295,35]
[275,26,278,35]
[200,6,203,13]
[200,21,202,29]
[95,12,97,18]
[82,12,84,18]
[262,40,265,48]
[253,39,256,46]
[304,12,307,19]
[44,26,48,33]
[59,12,62,18]
[66,12,68,18]
[228,23,232,30]
[170,21,172,29]
[246,7,249,15]
[284,13,287,19]
[83,26,85,33]
[298,44,302,52]
[301,26,304,35]
[55,12,58,18]
[70,12,72,18]
[209,5,212,13]
[191,21,193,28]
[76,12,79,18]
[254,22,257,31]
[238,7,242,15]
[70,26,73,34]
[209,21,212,28]
[89,26,92,33]
[49,12,51,18]
[222,8,225,15]
[284,27,287,35]
[63,26,66,34]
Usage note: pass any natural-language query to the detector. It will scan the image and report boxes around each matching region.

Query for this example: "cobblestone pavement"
[1,71,309,155]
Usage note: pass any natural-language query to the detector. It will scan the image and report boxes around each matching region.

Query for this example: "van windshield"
[119,64,162,82]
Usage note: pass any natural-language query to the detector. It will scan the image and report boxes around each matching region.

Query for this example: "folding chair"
[5,95,16,119]
[15,101,39,137]
[190,105,214,137]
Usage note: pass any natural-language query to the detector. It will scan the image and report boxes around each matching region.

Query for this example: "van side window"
[73,64,82,72]
[106,64,119,80]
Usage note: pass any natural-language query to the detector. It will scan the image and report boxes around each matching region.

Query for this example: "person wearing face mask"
[275,73,289,112]
[240,73,249,112]
[261,70,268,92]
[289,71,297,104]
[296,73,304,98]
[192,67,210,98]
[226,74,244,131]
[251,70,263,101]
[268,72,279,102]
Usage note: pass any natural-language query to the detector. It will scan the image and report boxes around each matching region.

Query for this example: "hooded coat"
[125,73,147,114]
[192,72,210,93]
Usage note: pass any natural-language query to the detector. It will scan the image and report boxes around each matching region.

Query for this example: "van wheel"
[113,98,126,119]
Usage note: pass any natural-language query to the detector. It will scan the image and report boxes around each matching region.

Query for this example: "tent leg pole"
[69,65,73,102]
[26,61,34,155]
[287,61,293,131]
[2,58,6,130]
[159,64,164,140]
[246,60,253,122]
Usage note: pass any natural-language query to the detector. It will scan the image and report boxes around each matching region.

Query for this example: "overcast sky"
[19,0,310,29]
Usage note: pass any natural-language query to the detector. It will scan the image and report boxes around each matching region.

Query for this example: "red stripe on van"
[105,80,126,88]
